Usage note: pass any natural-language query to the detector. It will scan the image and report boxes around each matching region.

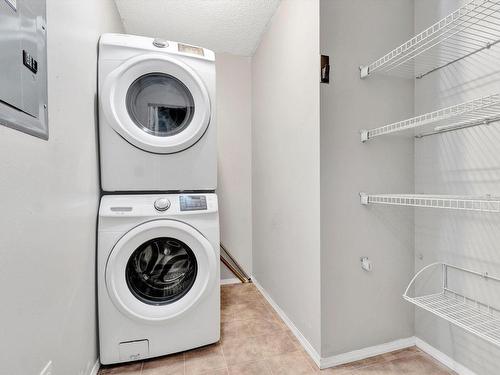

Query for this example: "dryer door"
[100,53,211,154]
[106,219,217,322]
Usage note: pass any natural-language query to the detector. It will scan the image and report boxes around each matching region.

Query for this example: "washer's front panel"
[97,194,220,364]
[104,219,218,322]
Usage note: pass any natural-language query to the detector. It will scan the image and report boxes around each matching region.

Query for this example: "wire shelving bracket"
[359,0,500,79]
[360,94,500,142]
[404,263,500,347]
[359,193,500,213]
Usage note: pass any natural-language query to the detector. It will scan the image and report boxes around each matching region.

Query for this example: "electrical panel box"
[0,0,48,139]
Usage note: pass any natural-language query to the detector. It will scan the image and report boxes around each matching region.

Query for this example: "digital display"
[178,43,204,56]
[179,195,207,211]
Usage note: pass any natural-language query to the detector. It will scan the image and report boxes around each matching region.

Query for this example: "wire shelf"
[359,193,500,213]
[404,263,500,347]
[360,94,500,142]
[360,0,500,79]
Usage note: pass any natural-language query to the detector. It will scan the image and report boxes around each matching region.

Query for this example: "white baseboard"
[415,337,476,375]
[321,337,416,369]
[253,278,419,370]
[89,359,100,375]
[220,278,242,285]
[252,278,322,367]
[253,277,420,370]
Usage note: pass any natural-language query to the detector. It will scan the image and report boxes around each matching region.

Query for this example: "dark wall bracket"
[321,55,330,84]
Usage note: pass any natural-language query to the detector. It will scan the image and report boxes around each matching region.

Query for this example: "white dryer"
[98,193,220,364]
[98,34,216,192]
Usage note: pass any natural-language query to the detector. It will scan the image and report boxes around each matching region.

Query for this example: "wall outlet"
[360,257,373,272]
[40,361,53,375]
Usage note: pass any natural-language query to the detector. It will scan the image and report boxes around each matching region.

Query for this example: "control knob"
[154,198,171,211]
[153,38,169,48]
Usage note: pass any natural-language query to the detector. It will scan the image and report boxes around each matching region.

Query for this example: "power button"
[154,198,170,211]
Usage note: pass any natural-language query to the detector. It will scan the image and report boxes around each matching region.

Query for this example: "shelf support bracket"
[360,130,369,143]
[359,65,369,79]
[359,192,369,205]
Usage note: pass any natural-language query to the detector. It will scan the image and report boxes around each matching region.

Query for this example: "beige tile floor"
[99,283,455,375]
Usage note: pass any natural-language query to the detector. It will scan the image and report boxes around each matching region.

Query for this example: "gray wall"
[414,1,500,373]
[252,0,322,353]
[0,1,123,374]
[319,0,415,357]
[220,262,235,280]
[216,53,253,278]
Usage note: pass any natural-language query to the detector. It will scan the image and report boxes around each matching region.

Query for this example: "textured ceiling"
[114,0,281,56]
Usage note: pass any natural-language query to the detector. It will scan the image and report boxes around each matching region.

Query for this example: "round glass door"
[126,73,195,137]
[105,219,217,322]
[100,54,212,154]
[126,237,198,305]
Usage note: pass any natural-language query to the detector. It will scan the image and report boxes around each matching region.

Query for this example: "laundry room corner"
[3,1,500,374]
[215,53,253,280]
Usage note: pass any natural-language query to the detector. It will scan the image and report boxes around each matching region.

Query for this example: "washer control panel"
[100,194,217,217]
[179,195,207,211]
[154,198,171,211]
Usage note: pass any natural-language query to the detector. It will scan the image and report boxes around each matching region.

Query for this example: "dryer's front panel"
[101,54,212,154]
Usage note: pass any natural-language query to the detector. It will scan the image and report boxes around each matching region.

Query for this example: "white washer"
[98,34,216,192]
[98,193,220,365]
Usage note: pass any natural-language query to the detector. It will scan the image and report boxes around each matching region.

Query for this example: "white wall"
[0,1,123,374]
[320,0,415,358]
[414,1,500,373]
[216,54,253,278]
[252,0,322,353]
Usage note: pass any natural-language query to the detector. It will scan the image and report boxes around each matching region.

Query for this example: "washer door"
[101,53,211,154]
[106,220,217,322]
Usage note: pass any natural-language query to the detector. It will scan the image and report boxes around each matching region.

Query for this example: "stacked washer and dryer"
[97,34,220,365]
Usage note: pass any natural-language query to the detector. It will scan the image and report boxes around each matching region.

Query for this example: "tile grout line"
[300,350,318,373]
[105,285,454,375]
[224,286,315,374]
[225,285,315,374]
[267,359,275,375]
[219,339,230,374]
